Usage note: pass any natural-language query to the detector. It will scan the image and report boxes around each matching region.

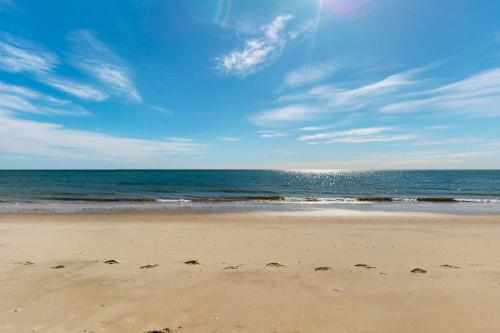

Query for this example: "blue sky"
[0,0,499,169]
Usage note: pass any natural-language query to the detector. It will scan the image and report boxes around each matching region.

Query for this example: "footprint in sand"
[140,264,158,269]
[104,259,119,265]
[184,260,200,265]
[315,266,332,271]
[355,263,376,269]
[224,265,240,270]
[441,264,460,269]
[144,329,171,333]
[51,265,65,269]
[411,268,427,273]
[266,262,285,268]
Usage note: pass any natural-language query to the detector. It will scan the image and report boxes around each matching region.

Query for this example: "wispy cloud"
[68,30,142,102]
[299,127,415,144]
[281,69,419,109]
[250,68,422,127]
[218,136,241,141]
[259,130,288,138]
[251,104,321,126]
[296,126,328,131]
[0,81,89,116]
[216,15,300,76]
[380,68,500,116]
[0,31,108,101]
[284,62,337,87]
[0,113,203,162]
[0,31,58,74]
[147,104,174,115]
[43,76,108,102]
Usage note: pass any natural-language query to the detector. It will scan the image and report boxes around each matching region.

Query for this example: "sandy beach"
[1,210,500,333]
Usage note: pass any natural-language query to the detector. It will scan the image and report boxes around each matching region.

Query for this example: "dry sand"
[0,210,500,333]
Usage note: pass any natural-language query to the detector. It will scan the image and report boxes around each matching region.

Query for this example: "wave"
[1,196,500,205]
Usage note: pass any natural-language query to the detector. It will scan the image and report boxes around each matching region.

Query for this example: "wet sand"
[1,210,500,333]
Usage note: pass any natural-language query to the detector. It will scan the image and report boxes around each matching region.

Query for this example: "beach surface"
[1,210,500,333]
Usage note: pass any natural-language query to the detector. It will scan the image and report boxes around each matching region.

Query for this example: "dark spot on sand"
[355,263,376,269]
[104,260,119,265]
[411,268,427,273]
[266,262,285,268]
[144,329,171,333]
[315,266,332,271]
[184,260,200,265]
[224,265,240,270]
[140,264,158,269]
[441,264,460,269]
[51,265,65,269]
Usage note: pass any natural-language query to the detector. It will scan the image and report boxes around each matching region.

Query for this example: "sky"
[0,0,500,169]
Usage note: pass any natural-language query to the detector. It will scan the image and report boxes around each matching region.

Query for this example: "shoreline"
[2,207,500,220]
[2,200,500,215]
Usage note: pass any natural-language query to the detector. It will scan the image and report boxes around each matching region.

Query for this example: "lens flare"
[321,0,371,18]
[213,0,233,27]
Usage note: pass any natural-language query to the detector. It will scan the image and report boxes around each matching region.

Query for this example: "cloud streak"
[218,136,241,141]
[259,130,288,138]
[250,68,422,127]
[299,127,415,144]
[380,68,500,117]
[43,76,109,102]
[0,113,203,162]
[251,104,321,126]
[284,62,337,87]
[0,31,108,102]
[0,31,58,74]
[216,15,299,76]
[0,81,89,116]
[281,69,419,109]
[68,30,142,102]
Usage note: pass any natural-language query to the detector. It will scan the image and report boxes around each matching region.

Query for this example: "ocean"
[0,170,499,213]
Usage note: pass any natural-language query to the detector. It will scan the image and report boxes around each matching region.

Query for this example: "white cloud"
[0,111,203,163]
[284,62,337,87]
[216,15,297,76]
[298,127,415,144]
[296,126,327,131]
[251,70,418,126]
[380,68,500,116]
[259,130,288,138]
[43,76,108,101]
[0,32,108,101]
[281,69,419,110]
[218,137,241,141]
[0,80,202,163]
[148,104,174,115]
[0,81,89,116]
[0,31,58,74]
[251,104,322,126]
[299,127,388,141]
[248,68,422,127]
[68,30,142,102]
